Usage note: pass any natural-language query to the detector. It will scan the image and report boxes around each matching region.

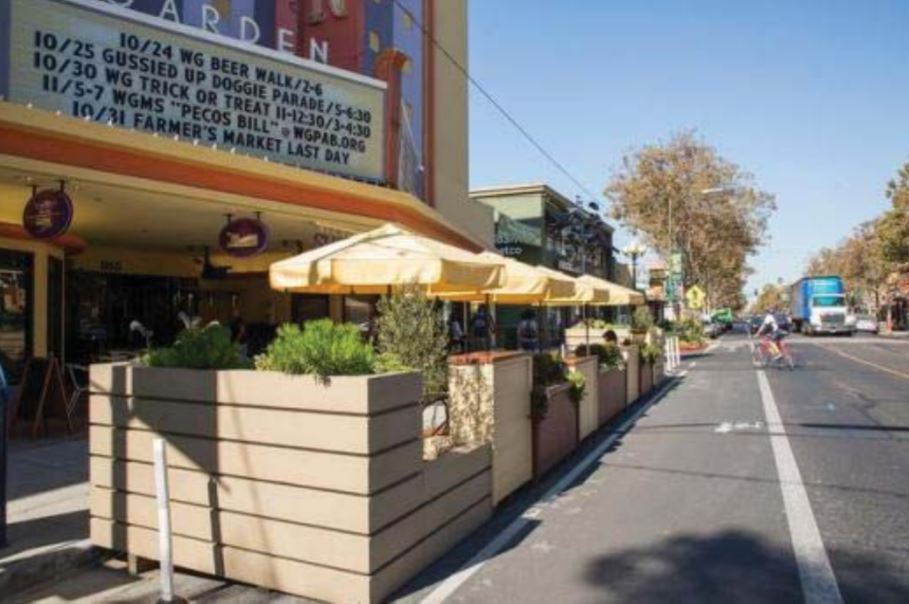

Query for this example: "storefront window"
[0,249,34,384]
[343,295,378,336]
[292,294,330,324]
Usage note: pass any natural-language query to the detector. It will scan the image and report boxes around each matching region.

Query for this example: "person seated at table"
[517,309,539,351]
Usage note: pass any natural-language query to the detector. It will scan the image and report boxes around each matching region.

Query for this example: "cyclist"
[757,308,784,360]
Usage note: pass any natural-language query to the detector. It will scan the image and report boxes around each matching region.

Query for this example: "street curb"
[0,539,101,598]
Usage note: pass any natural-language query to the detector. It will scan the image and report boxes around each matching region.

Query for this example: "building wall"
[428,0,494,247]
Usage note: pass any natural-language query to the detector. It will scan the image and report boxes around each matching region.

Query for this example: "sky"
[467,0,909,297]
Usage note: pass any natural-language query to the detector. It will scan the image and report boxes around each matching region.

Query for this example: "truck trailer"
[789,276,852,335]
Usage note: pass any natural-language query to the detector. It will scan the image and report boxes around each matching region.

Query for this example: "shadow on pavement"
[583,529,909,603]
[1,510,88,560]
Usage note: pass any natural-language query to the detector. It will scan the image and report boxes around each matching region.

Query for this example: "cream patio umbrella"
[579,274,646,306]
[269,223,506,295]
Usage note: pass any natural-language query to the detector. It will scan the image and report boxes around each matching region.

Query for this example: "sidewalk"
[1,435,97,596]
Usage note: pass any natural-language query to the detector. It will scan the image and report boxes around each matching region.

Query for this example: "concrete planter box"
[448,352,533,506]
[639,360,653,397]
[89,363,492,604]
[532,384,578,479]
[566,356,598,442]
[623,345,640,405]
[654,360,665,386]
[597,367,626,425]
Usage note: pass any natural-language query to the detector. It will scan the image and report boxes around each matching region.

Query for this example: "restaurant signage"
[22,187,74,239]
[219,216,269,257]
[1,0,386,182]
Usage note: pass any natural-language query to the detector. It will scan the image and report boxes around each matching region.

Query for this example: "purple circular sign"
[219,217,269,257]
[23,189,74,239]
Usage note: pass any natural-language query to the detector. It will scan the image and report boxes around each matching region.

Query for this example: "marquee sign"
[0,0,386,182]
[22,187,74,239]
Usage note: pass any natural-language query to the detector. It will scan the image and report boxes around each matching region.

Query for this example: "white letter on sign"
[158,0,180,23]
[202,4,221,33]
[240,16,260,43]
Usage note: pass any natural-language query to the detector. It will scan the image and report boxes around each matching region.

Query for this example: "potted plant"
[630,306,654,344]
[530,352,578,478]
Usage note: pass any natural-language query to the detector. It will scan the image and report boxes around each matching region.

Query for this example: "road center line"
[827,347,909,381]
[418,371,687,604]
[756,370,842,604]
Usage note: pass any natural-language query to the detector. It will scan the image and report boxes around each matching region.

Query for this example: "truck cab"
[790,276,853,335]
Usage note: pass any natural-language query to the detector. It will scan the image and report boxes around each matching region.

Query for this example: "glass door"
[0,249,34,384]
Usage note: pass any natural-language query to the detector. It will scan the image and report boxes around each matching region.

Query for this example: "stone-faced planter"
[531,383,578,479]
[447,351,533,506]
[623,345,640,405]
[89,363,492,604]
[597,366,626,425]
[639,360,653,397]
[565,355,598,442]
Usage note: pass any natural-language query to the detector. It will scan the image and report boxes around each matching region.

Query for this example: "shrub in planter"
[255,320,375,379]
[678,318,706,345]
[530,352,567,420]
[575,342,624,371]
[144,324,248,370]
[566,371,587,405]
[640,343,662,365]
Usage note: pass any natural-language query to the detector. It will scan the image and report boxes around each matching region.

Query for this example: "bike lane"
[762,341,909,602]
[395,337,803,604]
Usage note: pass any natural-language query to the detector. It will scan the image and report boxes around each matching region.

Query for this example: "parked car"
[853,314,879,334]
[703,320,722,339]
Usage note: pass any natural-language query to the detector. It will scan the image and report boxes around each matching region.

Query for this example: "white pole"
[674,336,681,368]
[153,438,176,602]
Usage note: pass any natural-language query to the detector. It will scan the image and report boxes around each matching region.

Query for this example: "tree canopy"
[605,131,776,309]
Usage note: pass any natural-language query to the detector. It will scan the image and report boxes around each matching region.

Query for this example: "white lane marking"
[756,370,842,604]
[714,420,763,434]
[418,372,688,604]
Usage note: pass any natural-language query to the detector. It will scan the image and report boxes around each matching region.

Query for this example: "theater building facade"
[0,0,490,381]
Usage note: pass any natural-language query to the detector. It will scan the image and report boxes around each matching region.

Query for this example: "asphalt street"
[396,329,909,604]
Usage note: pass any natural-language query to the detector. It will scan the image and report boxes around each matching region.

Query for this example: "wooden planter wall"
[448,352,533,506]
[532,384,578,479]
[624,345,640,405]
[639,360,653,397]
[89,364,492,604]
[597,367,626,425]
[567,356,599,442]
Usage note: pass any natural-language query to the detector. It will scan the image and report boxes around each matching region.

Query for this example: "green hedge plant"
[255,320,375,380]
[575,343,624,371]
[144,325,247,370]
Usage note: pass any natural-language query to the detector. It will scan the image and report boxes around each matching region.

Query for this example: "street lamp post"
[622,241,647,291]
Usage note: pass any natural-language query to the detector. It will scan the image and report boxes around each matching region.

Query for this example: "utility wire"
[391,0,601,205]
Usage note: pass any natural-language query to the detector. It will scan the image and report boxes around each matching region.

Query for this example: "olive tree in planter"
[577,343,627,425]
[91,320,492,604]
[630,306,654,345]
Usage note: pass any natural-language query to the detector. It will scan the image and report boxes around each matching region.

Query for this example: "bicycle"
[752,332,795,370]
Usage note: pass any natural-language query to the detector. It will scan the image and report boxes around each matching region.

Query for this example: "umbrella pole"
[584,303,590,351]
[486,293,492,352]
